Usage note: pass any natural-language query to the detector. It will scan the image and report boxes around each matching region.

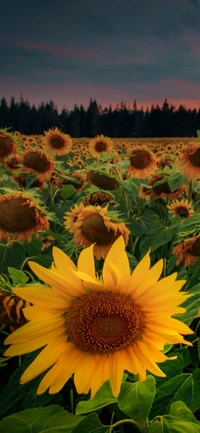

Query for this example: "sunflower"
[0,192,49,242]
[149,174,185,200]
[21,150,54,182]
[0,132,17,159]
[173,235,200,267]
[84,191,114,206]
[127,145,157,179]
[43,127,72,156]
[88,135,113,158]
[66,205,130,260]
[0,289,31,332]
[178,142,200,179]
[64,203,85,233]
[4,237,192,398]
[87,171,119,190]
[4,155,21,172]
[167,199,194,219]
[14,173,44,190]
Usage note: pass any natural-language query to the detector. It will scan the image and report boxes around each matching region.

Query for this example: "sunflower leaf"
[72,413,108,433]
[146,401,200,432]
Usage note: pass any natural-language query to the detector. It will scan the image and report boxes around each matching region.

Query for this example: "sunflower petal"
[52,247,85,294]
[103,236,130,291]
[12,286,69,310]
[77,244,96,280]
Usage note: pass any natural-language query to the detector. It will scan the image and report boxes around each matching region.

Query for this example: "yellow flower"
[127,145,157,179]
[43,127,72,156]
[173,235,200,267]
[178,142,200,179]
[88,134,113,158]
[167,199,194,219]
[21,150,54,182]
[4,237,192,398]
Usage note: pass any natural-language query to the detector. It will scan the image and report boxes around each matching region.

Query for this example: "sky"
[1,0,200,111]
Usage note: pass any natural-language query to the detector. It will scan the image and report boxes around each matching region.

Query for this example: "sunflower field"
[1,128,200,432]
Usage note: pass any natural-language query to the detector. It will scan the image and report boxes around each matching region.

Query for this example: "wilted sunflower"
[21,150,54,182]
[178,142,200,179]
[84,191,114,206]
[0,192,49,242]
[173,235,200,267]
[88,135,113,158]
[0,289,31,332]
[0,132,17,159]
[127,145,157,179]
[14,173,44,189]
[167,199,194,219]
[87,171,119,190]
[43,127,72,156]
[64,202,85,233]
[4,237,192,398]
[66,204,130,259]
[149,174,185,200]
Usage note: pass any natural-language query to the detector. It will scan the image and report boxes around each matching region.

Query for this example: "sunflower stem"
[188,180,193,202]
[70,387,74,413]
[132,236,139,256]
[20,256,38,271]
[109,418,144,432]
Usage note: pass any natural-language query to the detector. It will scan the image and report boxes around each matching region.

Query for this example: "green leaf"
[7,268,29,286]
[76,380,117,415]
[118,376,156,426]
[167,172,187,192]
[0,243,25,274]
[122,178,141,198]
[59,184,75,199]
[150,369,200,418]
[72,413,108,433]
[175,283,200,325]
[0,405,84,433]
[25,174,37,188]
[139,223,178,254]
[178,213,200,235]
[24,236,43,257]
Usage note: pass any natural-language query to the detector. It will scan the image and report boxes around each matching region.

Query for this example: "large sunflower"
[167,199,194,219]
[43,127,72,156]
[65,205,130,259]
[4,237,192,398]
[21,150,54,182]
[127,145,157,179]
[173,234,200,267]
[88,135,113,158]
[0,192,49,242]
[178,142,200,179]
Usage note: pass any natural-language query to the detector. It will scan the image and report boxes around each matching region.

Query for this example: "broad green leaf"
[167,172,187,192]
[150,369,200,418]
[7,268,29,286]
[0,405,84,433]
[178,213,200,235]
[76,380,117,415]
[118,376,156,426]
[0,243,25,274]
[175,283,200,325]
[122,178,141,198]
[72,413,108,433]
[24,236,43,257]
[59,184,75,199]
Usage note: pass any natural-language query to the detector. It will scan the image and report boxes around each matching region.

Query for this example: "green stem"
[109,419,144,432]
[188,180,193,202]
[20,256,38,271]
[163,257,167,278]
[132,236,139,256]
[137,195,141,217]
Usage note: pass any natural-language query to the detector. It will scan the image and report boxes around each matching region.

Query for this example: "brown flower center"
[23,152,51,173]
[82,214,121,245]
[130,150,151,169]
[0,135,15,158]
[189,237,200,257]
[176,206,189,218]
[189,148,200,168]
[66,291,144,354]
[87,172,119,190]
[0,197,38,232]
[153,181,171,195]
[49,135,65,149]
[95,141,107,152]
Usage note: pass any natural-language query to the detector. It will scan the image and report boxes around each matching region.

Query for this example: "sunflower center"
[176,206,189,217]
[153,181,171,195]
[95,141,107,152]
[130,150,151,169]
[66,291,144,354]
[49,135,65,149]
[23,152,51,173]
[0,197,38,232]
[87,172,119,190]
[189,148,200,168]
[189,237,200,257]
[81,214,121,245]
[0,135,15,158]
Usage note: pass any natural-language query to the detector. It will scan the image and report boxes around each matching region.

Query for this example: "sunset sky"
[1,0,200,111]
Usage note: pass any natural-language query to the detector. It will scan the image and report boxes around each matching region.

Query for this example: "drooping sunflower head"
[173,234,200,267]
[87,170,119,190]
[21,150,55,182]
[4,236,192,398]
[67,204,130,259]
[149,174,186,200]
[167,199,194,219]
[43,127,73,156]
[84,190,114,206]
[4,154,21,172]
[127,145,157,179]
[0,192,49,242]
[0,132,17,160]
[64,202,85,233]
[178,142,200,179]
[88,134,113,158]
[0,288,31,332]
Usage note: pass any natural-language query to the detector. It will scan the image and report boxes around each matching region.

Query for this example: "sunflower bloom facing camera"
[4,237,192,398]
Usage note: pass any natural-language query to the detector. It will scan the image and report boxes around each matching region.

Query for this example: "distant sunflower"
[167,199,194,219]
[84,191,114,206]
[69,205,130,259]
[178,142,200,179]
[173,235,200,267]
[149,174,185,200]
[21,150,54,182]
[0,132,17,159]
[44,128,72,156]
[87,171,119,190]
[4,237,192,398]
[64,203,85,233]
[5,155,21,172]
[127,145,157,179]
[88,135,113,158]
[0,192,49,242]
[0,289,31,332]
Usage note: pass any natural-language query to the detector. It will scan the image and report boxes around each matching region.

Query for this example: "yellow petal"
[126,346,146,380]
[74,354,96,394]
[129,250,151,288]
[52,247,85,294]
[22,306,59,321]
[90,355,111,399]
[48,347,84,394]
[72,270,103,290]
[103,236,130,291]
[150,317,193,335]
[131,259,163,298]
[134,343,166,377]
[12,286,69,310]
[4,317,65,344]
[109,351,125,398]
[77,244,96,280]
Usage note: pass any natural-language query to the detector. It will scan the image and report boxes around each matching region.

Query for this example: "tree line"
[0,96,200,137]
